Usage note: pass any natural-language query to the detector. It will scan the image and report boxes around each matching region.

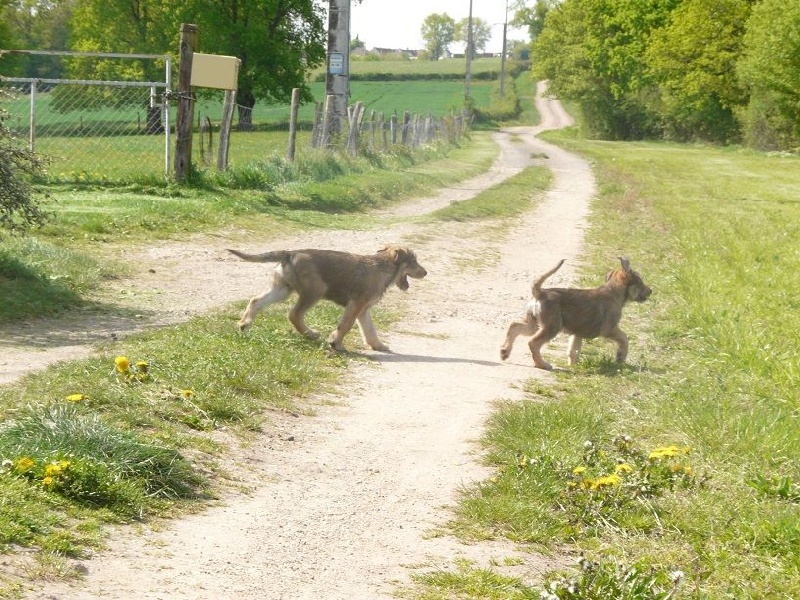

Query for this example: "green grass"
[436,136,800,598]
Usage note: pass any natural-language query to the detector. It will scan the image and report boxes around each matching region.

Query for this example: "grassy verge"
[414,137,800,598]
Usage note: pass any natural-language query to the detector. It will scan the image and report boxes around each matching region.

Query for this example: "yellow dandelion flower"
[591,473,622,489]
[42,476,54,487]
[615,463,634,474]
[135,361,149,373]
[44,463,63,477]
[15,456,35,473]
[66,393,86,402]
[649,445,681,460]
[181,389,195,399]
[115,356,131,373]
[572,466,587,475]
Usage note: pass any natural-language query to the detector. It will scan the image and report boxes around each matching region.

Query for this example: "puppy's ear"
[388,246,405,264]
[618,257,631,274]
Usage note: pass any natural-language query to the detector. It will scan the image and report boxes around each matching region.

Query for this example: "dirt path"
[11,82,595,599]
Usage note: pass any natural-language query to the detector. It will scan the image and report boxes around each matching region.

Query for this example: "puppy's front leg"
[606,326,629,363]
[356,309,390,352]
[567,335,583,365]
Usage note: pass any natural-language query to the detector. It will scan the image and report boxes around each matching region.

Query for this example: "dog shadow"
[361,351,499,367]
[560,358,662,377]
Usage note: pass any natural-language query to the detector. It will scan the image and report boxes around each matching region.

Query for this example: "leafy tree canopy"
[455,17,492,58]
[646,0,751,143]
[66,0,326,122]
[738,0,800,149]
[0,94,48,232]
[421,13,455,60]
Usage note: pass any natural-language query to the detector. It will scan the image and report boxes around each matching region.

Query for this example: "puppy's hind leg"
[528,325,559,370]
[500,314,538,361]
[239,283,291,331]
[288,296,322,340]
[328,302,367,351]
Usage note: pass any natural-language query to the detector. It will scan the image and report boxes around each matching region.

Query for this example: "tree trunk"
[237,90,255,131]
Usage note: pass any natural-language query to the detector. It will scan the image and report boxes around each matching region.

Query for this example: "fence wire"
[1,80,170,181]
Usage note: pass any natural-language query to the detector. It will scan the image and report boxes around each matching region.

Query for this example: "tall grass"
[444,138,800,598]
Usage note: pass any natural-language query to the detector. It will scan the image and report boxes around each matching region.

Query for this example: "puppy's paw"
[500,347,510,361]
[534,361,553,371]
[238,320,252,332]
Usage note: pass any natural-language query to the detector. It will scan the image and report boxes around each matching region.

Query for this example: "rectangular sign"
[328,52,344,75]
[191,53,240,90]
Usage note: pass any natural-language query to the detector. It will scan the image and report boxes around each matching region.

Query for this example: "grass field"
[2,76,498,181]
[426,136,800,599]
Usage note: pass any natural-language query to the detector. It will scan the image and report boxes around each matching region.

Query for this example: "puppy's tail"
[531,259,566,299]
[227,248,291,263]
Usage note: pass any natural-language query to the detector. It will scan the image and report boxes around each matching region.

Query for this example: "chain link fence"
[1,50,171,181]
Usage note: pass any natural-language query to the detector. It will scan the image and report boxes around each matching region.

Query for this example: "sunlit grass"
[435,137,800,598]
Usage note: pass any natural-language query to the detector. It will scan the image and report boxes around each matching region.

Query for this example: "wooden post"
[312,101,323,148]
[321,94,335,148]
[217,89,236,170]
[401,111,411,145]
[174,23,197,182]
[379,112,386,149]
[325,0,351,135]
[369,109,376,151]
[390,112,398,144]
[346,101,364,155]
[287,88,300,161]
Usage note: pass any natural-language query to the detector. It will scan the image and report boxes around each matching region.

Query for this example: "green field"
[2,77,498,181]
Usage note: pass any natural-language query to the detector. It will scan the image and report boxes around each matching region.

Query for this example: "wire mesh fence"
[1,80,170,180]
[2,50,481,183]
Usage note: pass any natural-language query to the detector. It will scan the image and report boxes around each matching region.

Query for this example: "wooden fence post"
[217,89,236,170]
[346,101,364,155]
[321,94,335,148]
[174,23,197,182]
[287,88,300,161]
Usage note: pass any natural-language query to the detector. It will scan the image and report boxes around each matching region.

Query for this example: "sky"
[349,0,528,54]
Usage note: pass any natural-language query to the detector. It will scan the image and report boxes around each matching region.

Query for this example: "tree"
[455,17,491,58]
[184,0,326,130]
[738,0,800,150]
[66,0,327,130]
[511,0,554,42]
[421,13,455,60]
[646,0,751,143]
[532,0,679,139]
[0,93,48,232]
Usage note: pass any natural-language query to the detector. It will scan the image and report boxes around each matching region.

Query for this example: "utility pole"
[500,0,508,98]
[464,0,473,102]
[326,0,350,139]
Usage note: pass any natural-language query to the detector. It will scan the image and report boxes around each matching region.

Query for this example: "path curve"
[17,82,596,600]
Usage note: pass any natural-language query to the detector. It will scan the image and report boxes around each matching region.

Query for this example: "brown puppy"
[228,245,427,352]
[500,258,651,369]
